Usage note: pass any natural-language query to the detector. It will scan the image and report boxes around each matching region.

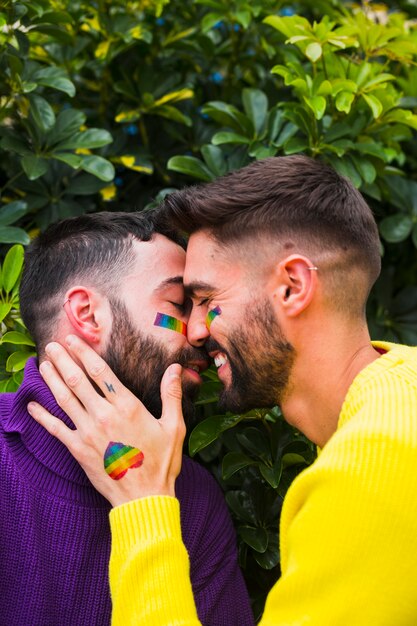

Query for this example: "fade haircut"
[20,211,184,353]
[161,155,381,313]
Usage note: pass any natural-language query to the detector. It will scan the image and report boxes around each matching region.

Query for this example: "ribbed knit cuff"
[110,496,181,553]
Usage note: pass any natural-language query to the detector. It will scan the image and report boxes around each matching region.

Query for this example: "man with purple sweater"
[0,212,254,626]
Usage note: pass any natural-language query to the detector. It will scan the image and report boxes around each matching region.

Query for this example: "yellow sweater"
[109,342,417,625]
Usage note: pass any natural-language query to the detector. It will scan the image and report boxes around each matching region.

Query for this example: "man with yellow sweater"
[29,156,417,625]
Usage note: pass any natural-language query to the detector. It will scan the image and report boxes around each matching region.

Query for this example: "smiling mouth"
[214,353,228,368]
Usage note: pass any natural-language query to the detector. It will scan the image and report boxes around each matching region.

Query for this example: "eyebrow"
[154,276,184,293]
[184,281,215,298]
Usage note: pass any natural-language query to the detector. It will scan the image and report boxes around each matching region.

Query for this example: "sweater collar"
[1,357,93,489]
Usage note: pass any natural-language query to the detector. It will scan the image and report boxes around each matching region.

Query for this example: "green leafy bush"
[1,0,417,619]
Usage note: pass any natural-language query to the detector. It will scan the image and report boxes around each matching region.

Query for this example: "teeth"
[189,365,200,373]
[214,353,228,368]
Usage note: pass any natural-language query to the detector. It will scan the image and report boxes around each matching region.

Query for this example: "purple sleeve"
[177,457,255,626]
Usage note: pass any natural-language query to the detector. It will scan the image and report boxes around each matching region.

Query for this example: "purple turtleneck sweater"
[0,358,254,626]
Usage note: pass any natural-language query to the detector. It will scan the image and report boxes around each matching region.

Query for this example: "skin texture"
[27,228,381,501]
[58,235,208,422]
[184,230,381,446]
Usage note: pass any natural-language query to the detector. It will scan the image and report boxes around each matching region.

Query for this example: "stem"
[0,171,23,194]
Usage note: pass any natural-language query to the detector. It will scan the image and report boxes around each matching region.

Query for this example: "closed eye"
[171,298,192,315]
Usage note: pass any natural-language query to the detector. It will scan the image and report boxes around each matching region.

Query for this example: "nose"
[187,305,210,347]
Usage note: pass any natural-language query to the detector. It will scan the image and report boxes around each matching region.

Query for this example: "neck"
[280,318,380,448]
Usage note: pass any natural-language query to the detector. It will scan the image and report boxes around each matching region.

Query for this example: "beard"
[102,299,202,423]
[206,297,295,413]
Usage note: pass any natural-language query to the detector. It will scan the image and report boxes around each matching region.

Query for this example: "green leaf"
[335,90,355,114]
[222,452,258,479]
[379,214,413,243]
[0,201,27,226]
[304,95,326,120]
[201,12,223,33]
[239,526,268,553]
[53,153,83,168]
[0,227,30,245]
[201,145,227,177]
[194,380,222,405]
[283,136,309,154]
[51,109,86,141]
[0,135,32,156]
[80,156,115,182]
[168,156,215,182]
[202,102,253,135]
[21,156,49,180]
[65,174,108,195]
[0,331,35,346]
[237,427,271,463]
[242,89,268,136]
[350,156,376,185]
[6,351,35,373]
[253,535,280,569]
[153,105,192,127]
[56,128,113,150]
[332,157,362,188]
[1,245,24,293]
[212,132,250,145]
[305,42,322,62]
[29,94,56,132]
[259,463,283,489]
[362,93,383,119]
[0,303,12,323]
[188,413,243,456]
[282,453,309,468]
[234,10,251,29]
[33,67,75,97]
[225,490,257,525]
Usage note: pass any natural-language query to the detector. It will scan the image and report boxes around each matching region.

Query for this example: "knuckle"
[66,373,81,389]
[56,391,73,408]
[89,362,106,379]
[49,420,60,438]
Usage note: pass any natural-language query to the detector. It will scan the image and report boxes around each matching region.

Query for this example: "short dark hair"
[160,155,381,311]
[20,211,184,352]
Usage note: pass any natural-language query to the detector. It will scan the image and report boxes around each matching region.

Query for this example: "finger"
[63,335,135,406]
[39,360,87,429]
[44,341,110,415]
[160,364,186,439]
[27,401,76,450]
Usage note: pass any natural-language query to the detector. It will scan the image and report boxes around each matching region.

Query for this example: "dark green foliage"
[1,0,417,620]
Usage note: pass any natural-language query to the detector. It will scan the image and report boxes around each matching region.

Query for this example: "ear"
[272,255,318,318]
[62,286,106,344]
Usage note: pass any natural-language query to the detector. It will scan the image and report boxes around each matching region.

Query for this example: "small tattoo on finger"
[105,382,115,393]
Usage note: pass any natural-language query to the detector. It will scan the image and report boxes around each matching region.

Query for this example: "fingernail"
[168,363,182,377]
[27,402,36,414]
[65,335,75,346]
[39,361,51,375]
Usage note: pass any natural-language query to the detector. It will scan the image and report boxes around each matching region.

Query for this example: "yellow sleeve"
[259,400,417,625]
[109,496,202,626]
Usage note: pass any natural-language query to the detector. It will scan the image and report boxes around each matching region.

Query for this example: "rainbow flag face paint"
[206,306,222,330]
[104,441,144,481]
[154,312,187,336]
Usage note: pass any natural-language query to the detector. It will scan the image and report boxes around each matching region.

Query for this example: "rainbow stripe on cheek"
[206,306,222,330]
[154,312,187,336]
[104,441,144,480]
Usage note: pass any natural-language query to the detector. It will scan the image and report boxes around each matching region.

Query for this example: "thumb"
[160,363,184,432]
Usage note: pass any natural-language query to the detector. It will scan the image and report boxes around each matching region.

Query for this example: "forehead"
[122,234,186,293]
[184,230,243,290]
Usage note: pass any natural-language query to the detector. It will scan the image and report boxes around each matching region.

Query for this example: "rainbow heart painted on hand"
[104,441,144,480]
